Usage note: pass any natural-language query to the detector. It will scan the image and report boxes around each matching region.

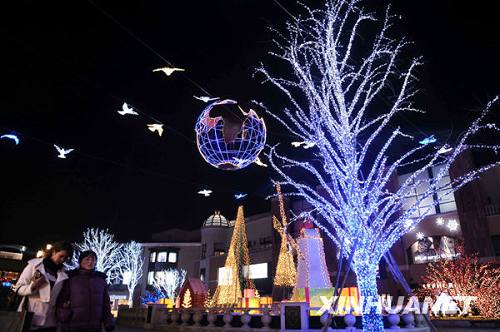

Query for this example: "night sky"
[1,0,499,250]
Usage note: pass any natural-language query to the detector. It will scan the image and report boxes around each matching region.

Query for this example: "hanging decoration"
[419,135,437,145]
[53,144,74,159]
[0,134,20,145]
[234,193,248,200]
[152,66,185,77]
[195,99,266,170]
[194,96,220,103]
[197,189,212,197]
[117,102,138,116]
[147,123,164,136]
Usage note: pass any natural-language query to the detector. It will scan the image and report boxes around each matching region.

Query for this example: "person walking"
[56,250,115,332]
[15,241,74,332]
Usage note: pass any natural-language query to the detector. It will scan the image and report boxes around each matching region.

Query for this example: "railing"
[484,204,500,216]
[117,305,430,331]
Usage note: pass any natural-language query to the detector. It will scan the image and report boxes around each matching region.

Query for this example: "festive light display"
[204,289,215,308]
[151,268,186,300]
[54,144,74,159]
[272,184,297,287]
[234,193,248,200]
[147,123,164,136]
[437,145,453,154]
[417,243,500,318]
[214,206,255,306]
[447,219,459,232]
[182,289,192,308]
[117,102,138,116]
[194,95,220,103]
[419,135,437,145]
[198,189,212,197]
[0,134,19,145]
[416,232,425,240]
[152,66,185,76]
[118,241,143,306]
[75,228,124,283]
[256,0,500,330]
[195,99,266,170]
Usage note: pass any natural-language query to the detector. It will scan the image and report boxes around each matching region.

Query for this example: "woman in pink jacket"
[15,241,74,332]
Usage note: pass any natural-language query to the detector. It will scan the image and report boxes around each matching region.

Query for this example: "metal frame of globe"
[194,99,267,170]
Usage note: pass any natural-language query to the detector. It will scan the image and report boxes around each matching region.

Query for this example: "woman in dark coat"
[56,250,115,332]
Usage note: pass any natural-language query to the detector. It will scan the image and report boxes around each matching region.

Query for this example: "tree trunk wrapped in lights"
[256,0,500,330]
[214,206,255,306]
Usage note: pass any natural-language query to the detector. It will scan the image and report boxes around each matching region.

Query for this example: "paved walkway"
[115,325,500,332]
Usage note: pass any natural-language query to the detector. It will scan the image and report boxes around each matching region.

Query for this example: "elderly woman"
[56,250,115,332]
[15,241,73,332]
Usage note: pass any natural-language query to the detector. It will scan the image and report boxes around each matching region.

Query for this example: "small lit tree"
[417,244,500,317]
[75,228,124,283]
[182,289,192,308]
[152,268,186,300]
[119,241,144,307]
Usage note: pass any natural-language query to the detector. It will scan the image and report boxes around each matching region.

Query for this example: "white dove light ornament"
[54,144,74,159]
[118,102,138,116]
[198,189,213,197]
[147,124,164,136]
[153,67,185,76]
[194,96,220,103]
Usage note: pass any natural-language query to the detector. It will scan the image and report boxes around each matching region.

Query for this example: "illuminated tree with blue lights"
[257,0,499,330]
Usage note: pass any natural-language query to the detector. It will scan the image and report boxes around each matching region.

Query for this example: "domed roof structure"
[203,211,233,228]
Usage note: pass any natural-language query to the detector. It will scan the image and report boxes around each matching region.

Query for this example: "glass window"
[149,251,156,263]
[168,252,177,263]
[157,252,167,262]
[214,242,226,256]
[201,244,206,259]
[147,271,154,285]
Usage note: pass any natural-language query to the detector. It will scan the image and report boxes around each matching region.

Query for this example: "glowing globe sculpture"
[195,99,266,170]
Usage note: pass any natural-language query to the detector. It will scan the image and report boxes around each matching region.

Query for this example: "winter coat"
[56,269,115,332]
[15,258,68,327]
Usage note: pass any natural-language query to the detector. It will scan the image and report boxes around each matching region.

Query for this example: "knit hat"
[78,250,97,264]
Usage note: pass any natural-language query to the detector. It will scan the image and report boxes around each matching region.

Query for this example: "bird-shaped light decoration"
[147,124,164,136]
[198,189,212,197]
[437,145,453,154]
[419,135,437,145]
[291,141,316,149]
[54,144,74,159]
[234,193,248,200]
[152,67,185,76]
[194,96,220,103]
[0,134,19,145]
[254,156,268,167]
[118,102,138,116]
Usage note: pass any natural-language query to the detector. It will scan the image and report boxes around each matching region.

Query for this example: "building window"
[168,252,177,263]
[147,271,154,285]
[259,236,272,249]
[149,251,156,263]
[201,244,206,259]
[157,251,167,263]
[200,268,206,282]
[408,235,458,264]
[214,242,226,256]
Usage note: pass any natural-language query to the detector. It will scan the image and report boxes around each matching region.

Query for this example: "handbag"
[1,287,33,332]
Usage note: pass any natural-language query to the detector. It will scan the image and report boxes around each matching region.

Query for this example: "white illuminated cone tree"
[257,0,500,330]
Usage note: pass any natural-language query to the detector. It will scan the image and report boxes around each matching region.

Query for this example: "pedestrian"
[15,241,74,332]
[56,250,115,332]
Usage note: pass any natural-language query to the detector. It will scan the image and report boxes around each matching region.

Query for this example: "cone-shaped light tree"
[214,206,255,306]
[257,0,500,330]
[273,183,297,288]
